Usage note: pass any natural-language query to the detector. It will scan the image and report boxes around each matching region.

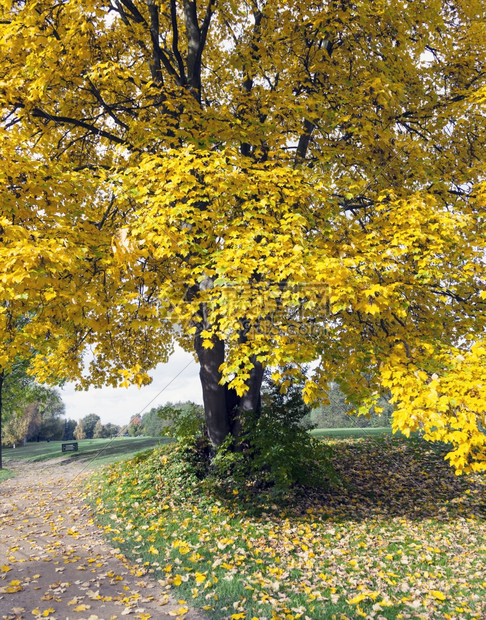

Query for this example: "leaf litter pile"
[86,436,485,620]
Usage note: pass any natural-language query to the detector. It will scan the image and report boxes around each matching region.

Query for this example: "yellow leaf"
[349,593,368,605]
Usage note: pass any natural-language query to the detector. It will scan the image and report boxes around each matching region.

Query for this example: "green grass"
[310,426,394,438]
[86,435,486,620]
[0,468,14,482]
[1,437,169,468]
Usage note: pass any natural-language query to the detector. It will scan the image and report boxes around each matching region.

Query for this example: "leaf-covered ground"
[86,436,486,620]
[0,458,204,620]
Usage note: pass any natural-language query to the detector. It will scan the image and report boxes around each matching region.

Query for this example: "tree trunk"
[194,333,264,448]
[230,356,263,439]
[194,333,231,447]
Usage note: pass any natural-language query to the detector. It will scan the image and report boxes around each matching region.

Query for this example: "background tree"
[158,401,206,441]
[62,419,78,441]
[311,383,394,429]
[104,423,121,438]
[1,0,485,472]
[93,419,109,438]
[35,387,65,441]
[77,414,101,440]
[0,362,65,453]
[127,415,143,437]
[73,419,87,441]
[0,361,32,464]
[141,405,172,438]
[3,403,40,448]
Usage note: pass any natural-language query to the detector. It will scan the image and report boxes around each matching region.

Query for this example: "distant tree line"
[69,414,120,440]
[1,360,67,448]
[0,362,205,459]
[128,402,204,438]
[310,383,394,429]
[120,388,394,440]
[41,405,204,443]
[1,369,393,463]
[124,386,394,440]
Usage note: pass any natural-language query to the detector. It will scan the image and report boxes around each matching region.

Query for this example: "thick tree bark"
[194,333,231,447]
[194,332,264,448]
[230,357,263,439]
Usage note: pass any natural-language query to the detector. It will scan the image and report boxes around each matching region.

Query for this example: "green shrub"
[209,407,338,498]
[158,370,340,500]
[206,370,339,498]
[159,401,206,440]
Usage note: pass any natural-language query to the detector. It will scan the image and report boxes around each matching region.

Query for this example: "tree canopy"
[0,0,485,472]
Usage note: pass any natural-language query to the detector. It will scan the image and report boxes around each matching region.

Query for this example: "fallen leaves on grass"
[87,435,486,619]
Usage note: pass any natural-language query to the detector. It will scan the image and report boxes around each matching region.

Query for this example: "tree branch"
[31,108,130,147]
[182,0,216,100]
[169,0,187,85]
[183,0,202,98]
[295,119,315,162]
[87,78,130,130]
[146,0,180,83]
[118,0,146,24]
[199,0,216,56]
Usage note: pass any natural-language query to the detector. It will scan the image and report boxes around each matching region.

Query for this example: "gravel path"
[0,459,206,620]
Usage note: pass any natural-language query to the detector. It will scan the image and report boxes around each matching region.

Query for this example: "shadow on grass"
[211,435,485,523]
[299,436,486,523]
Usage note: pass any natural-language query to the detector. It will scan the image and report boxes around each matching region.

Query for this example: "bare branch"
[182,0,201,97]
[146,0,179,83]
[31,108,129,147]
[118,0,146,24]
[296,119,315,162]
[87,79,130,130]
[199,0,216,54]
[169,0,187,84]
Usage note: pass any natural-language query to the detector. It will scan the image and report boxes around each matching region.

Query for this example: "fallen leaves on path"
[0,461,204,620]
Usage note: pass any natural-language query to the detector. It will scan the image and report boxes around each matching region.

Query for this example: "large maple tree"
[1,0,485,472]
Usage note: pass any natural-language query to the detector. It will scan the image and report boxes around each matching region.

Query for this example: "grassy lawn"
[310,426,394,438]
[0,468,14,482]
[86,435,486,620]
[1,437,168,468]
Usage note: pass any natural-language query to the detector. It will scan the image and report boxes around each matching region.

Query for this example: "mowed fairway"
[310,426,395,439]
[1,436,168,468]
[86,432,486,620]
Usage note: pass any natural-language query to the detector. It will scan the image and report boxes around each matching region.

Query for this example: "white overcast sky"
[60,345,202,427]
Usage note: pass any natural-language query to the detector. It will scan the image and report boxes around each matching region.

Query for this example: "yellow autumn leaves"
[382,341,486,474]
[1,0,486,470]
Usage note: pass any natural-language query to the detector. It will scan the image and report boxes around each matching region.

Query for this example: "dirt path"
[0,459,206,620]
